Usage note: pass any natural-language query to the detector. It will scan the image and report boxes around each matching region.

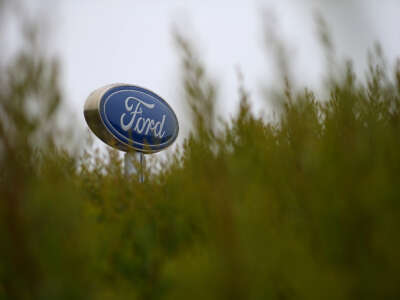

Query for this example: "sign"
[84,84,179,153]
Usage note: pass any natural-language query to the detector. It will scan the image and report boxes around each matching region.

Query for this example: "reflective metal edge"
[84,83,130,152]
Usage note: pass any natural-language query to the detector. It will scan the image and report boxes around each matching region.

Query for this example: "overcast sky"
[8,0,400,153]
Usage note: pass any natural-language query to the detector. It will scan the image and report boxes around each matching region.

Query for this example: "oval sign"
[84,84,179,153]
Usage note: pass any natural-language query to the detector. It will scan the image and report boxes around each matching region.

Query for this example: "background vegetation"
[1,7,400,300]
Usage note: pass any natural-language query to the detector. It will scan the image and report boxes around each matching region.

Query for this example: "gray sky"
[12,0,400,153]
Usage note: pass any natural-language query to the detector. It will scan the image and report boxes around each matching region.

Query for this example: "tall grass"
[1,20,400,300]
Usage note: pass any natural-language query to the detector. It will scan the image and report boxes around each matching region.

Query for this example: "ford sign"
[84,84,179,153]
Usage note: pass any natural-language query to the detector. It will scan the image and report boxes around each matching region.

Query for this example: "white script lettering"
[120,97,166,138]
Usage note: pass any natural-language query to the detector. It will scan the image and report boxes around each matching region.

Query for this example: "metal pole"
[124,152,145,182]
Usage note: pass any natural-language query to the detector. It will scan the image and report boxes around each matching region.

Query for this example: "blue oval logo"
[98,85,179,153]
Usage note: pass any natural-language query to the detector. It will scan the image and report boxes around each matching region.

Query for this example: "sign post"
[124,151,144,182]
[84,84,179,181]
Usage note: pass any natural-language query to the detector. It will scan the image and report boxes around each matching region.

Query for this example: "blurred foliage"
[1,11,400,300]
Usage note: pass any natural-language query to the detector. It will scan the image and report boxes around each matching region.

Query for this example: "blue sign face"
[84,84,179,153]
